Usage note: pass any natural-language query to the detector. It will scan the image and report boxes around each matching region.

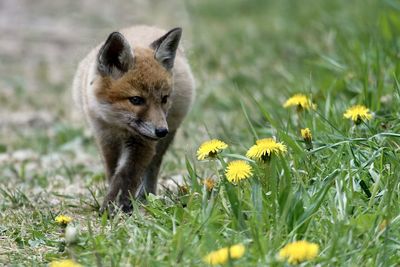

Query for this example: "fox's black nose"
[155,128,169,138]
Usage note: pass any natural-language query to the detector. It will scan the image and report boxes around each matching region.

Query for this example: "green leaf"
[278,130,305,156]
[350,213,377,233]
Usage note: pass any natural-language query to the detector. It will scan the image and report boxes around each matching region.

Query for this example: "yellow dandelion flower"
[197,139,228,160]
[203,244,245,265]
[203,177,216,191]
[246,138,287,162]
[225,160,252,184]
[343,105,373,124]
[279,240,319,264]
[49,259,82,267]
[55,215,73,225]
[283,94,316,110]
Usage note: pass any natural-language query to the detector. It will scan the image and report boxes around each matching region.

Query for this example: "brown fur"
[72,26,195,214]
[96,48,172,102]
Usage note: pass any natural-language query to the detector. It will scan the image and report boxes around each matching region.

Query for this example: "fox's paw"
[99,198,133,217]
[119,199,133,214]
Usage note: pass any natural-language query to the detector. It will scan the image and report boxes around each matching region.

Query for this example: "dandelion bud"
[203,177,216,191]
[300,128,313,150]
[379,219,388,231]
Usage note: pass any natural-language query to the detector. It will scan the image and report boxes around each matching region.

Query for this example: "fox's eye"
[129,96,145,106]
[161,95,169,104]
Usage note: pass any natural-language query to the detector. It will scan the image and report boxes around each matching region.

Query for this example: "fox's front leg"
[101,139,156,213]
[137,130,176,199]
[97,138,121,181]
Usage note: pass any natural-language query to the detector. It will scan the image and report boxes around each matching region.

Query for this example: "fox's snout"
[155,127,169,138]
[139,105,169,139]
[132,116,169,140]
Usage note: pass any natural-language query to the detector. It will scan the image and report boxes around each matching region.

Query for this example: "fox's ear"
[150,27,182,70]
[97,32,134,79]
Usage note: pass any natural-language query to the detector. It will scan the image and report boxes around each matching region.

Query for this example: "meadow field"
[1,0,400,266]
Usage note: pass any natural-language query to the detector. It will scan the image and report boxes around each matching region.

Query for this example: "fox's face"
[93,28,181,140]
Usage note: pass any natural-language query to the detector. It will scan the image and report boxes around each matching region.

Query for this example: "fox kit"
[73,26,195,213]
